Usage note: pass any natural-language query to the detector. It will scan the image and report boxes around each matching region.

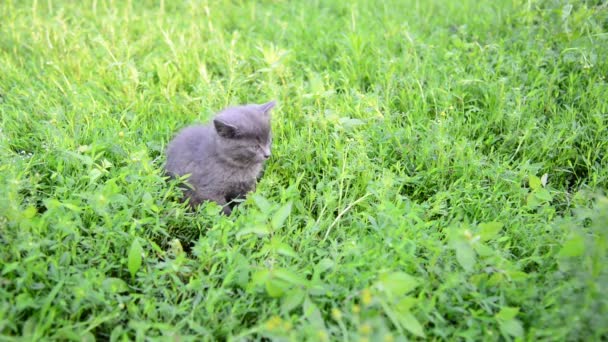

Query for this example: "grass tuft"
[1,0,607,340]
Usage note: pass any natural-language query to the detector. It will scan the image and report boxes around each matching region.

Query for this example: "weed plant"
[1,0,607,340]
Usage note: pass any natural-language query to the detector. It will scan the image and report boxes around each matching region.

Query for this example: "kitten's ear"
[213,119,239,138]
[259,101,276,114]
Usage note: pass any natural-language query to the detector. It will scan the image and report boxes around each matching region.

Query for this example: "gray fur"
[165,101,275,215]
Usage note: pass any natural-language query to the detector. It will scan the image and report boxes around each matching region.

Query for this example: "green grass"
[1,0,607,340]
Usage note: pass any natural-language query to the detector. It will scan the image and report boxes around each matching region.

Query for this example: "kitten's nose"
[262,148,271,159]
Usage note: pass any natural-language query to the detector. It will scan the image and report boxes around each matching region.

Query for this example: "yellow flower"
[359,323,372,335]
[282,321,292,331]
[352,304,361,314]
[265,315,283,331]
[331,308,342,321]
[361,288,372,306]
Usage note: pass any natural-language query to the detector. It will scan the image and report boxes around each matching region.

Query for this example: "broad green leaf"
[271,201,292,230]
[67,148,92,164]
[478,221,503,241]
[274,268,308,287]
[43,198,62,210]
[236,225,270,238]
[315,258,334,275]
[506,271,529,281]
[534,188,553,202]
[281,288,305,313]
[469,273,488,286]
[252,194,272,212]
[495,307,519,321]
[377,272,419,297]
[338,117,365,130]
[308,279,329,296]
[259,243,273,255]
[265,278,288,298]
[558,235,585,257]
[455,241,476,272]
[2,262,19,275]
[89,168,103,183]
[275,242,298,258]
[249,269,270,288]
[526,192,541,208]
[303,296,325,328]
[22,206,37,219]
[142,192,153,204]
[473,243,494,257]
[498,318,524,338]
[54,330,82,341]
[128,238,143,278]
[81,332,96,342]
[234,268,249,289]
[232,253,250,288]
[61,202,82,212]
[488,273,504,286]
[148,203,159,213]
[110,326,124,342]
[399,311,426,338]
[529,175,541,190]
[102,277,129,294]
[396,296,417,312]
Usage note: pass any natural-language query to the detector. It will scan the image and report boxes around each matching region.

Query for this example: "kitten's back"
[165,124,215,177]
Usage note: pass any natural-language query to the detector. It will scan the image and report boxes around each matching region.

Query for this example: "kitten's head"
[213,101,275,165]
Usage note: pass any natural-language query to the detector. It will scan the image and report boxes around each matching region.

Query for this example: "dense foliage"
[1,0,607,340]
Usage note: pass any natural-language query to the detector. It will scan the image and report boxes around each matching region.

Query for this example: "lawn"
[1,0,607,340]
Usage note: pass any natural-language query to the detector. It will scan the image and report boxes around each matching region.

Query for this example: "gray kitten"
[165,101,275,215]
